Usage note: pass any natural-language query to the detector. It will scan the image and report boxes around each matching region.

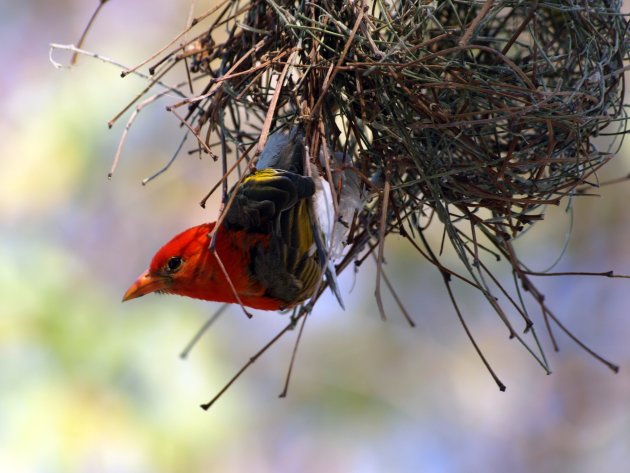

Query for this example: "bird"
[122,129,359,311]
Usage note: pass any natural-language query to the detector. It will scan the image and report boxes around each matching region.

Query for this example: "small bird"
[123,129,357,311]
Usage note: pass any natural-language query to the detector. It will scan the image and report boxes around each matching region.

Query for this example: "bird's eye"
[166,256,183,273]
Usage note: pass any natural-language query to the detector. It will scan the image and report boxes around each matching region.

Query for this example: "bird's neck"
[177,224,281,309]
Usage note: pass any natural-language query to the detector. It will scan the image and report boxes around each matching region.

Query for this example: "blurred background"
[2,1,630,472]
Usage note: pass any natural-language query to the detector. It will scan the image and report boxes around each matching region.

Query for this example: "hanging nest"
[88,0,629,397]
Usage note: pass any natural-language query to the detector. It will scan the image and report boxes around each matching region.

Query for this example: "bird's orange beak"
[122,270,168,302]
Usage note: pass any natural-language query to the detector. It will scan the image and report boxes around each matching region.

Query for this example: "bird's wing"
[224,168,315,233]
[223,167,321,307]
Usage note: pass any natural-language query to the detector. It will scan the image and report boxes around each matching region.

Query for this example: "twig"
[256,47,300,154]
[166,107,217,159]
[108,93,163,178]
[71,0,110,65]
[278,307,309,398]
[121,0,232,77]
[49,43,182,96]
[200,321,295,410]
[371,254,415,327]
[374,179,390,321]
[310,5,365,119]
[142,131,190,185]
[180,303,229,359]
[210,249,252,319]
[442,271,506,392]
[459,0,495,47]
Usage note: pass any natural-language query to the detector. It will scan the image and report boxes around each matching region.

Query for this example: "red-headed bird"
[123,129,356,311]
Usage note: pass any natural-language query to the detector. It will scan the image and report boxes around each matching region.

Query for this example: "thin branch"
[200,321,294,410]
[49,43,183,96]
[278,308,309,398]
[71,0,110,65]
[442,271,506,392]
[180,303,230,359]
[120,0,232,77]
[374,179,390,321]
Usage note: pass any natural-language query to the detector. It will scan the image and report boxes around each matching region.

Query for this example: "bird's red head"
[122,222,216,302]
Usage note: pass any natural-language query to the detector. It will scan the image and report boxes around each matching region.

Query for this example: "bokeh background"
[2,1,630,472]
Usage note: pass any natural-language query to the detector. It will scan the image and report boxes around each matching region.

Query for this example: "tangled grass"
[56,0,630,407]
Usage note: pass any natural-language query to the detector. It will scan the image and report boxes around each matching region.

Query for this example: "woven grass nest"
[84,0,629,396]
[167,0,628,235]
